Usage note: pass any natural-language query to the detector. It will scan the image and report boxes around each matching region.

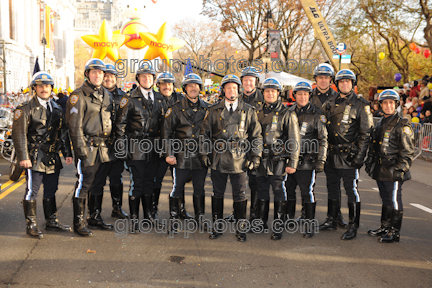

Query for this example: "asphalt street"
[1,157,431,287]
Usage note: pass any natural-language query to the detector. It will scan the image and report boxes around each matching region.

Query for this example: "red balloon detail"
[424,49,431,59]
[415,47,421,54]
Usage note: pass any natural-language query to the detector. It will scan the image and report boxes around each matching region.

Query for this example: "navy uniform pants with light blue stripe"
[126,159,160,198]
[24,169,60,201]
[324,166,361,203]
[90,159,124,195]
[377,181,403,211]
[286,170,317,203]
[73,159,100,199]
[257,175,288,202]
[170,168,207,198]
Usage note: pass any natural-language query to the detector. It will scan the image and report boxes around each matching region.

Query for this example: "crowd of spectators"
[370,76,432,124]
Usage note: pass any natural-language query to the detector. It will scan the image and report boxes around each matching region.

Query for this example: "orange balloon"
[410,43,417,51]
[121,20,150,50]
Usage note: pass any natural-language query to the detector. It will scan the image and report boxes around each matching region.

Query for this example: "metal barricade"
[420,123,432,156]
[412,122,422,160]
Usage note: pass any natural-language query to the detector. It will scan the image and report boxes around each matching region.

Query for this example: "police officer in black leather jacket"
[306,63,347,227]
[13,72,73,239]
[153,71,192,222]
[200,74,262,242]
[365,89,414,243]
[254,77,300,241]
[114,63,166,232]
[286,81,328,238]
[321,69,373,240]
[66,59,115,237]
[89,63,128,220]
[227,66,265,224]
[162,73,210,233]
[310,63,339,108]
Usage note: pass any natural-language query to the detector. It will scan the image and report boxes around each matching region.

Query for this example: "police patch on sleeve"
[365,105,371,114]
[320,115,327,123]
[14,109,22,120]
[69,95,79,106]
[120,97,128,108]
[165,107,172,118]
[403,126,412,135]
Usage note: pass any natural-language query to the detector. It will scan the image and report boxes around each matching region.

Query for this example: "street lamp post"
[263,8,273,74]
[41,35,47,71]
[0,40,7,94]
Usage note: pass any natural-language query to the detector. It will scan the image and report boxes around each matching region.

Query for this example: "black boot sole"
[236,234,246,242]
[341,232,357,240]
[319,225,337,231]
[270,234,282,240]
[45,225,72,232]
[111,210,129,219]
[87,223,114,230]
[26,231,44,239]
[74,229,93,237]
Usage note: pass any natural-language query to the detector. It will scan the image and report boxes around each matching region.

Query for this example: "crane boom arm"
[300,0,350,72]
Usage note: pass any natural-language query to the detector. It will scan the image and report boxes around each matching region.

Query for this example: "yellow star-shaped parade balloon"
[139,22,186,66]
[81,20,130,62]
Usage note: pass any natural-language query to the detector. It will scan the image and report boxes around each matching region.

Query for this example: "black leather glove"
[365,164,372,175]
[351,158,364,169]
[315,161,325,173]
[364,156,373,174]
[200,155,211,167]
[393,171,404,182]
[246,156,260,171]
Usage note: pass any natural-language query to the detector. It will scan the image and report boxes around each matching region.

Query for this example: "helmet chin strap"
[85,71,102,88]
[244,87,256,95]
[383,102,398,117]
[383,110,396,117]
[186,93,198,100]
[337,79,355,95]
[317,85,331,93]
[226,94,238,101]
[337,86,353,96]
[139,82,153,90]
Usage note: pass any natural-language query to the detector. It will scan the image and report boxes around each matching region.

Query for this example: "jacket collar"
[181,96,208,109]
[29,96,43,109]
[290,102,315,113]
[241,89,264,103]
[263,100,285,112]
[216,99,248,111]
[381,113,399,127]
[336,92,357,104]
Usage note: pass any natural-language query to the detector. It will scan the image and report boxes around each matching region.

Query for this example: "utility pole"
[264,8,273,74]
[41,35,47,71]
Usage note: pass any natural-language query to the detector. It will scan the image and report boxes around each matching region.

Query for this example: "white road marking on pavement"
[410,203,432,214]
[373,187,379,191]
